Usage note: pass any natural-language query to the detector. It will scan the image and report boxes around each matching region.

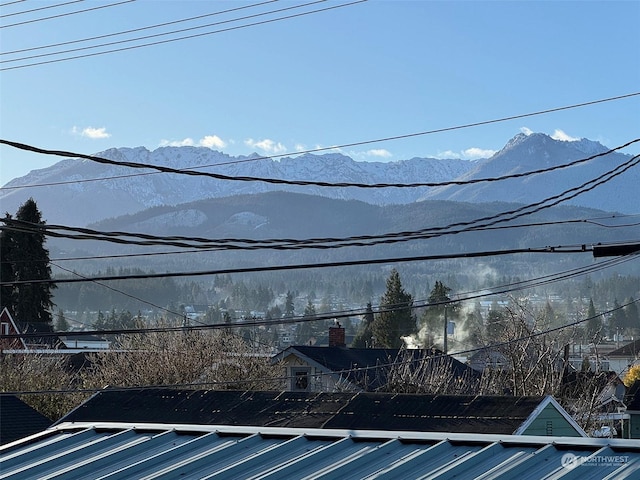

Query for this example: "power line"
[0,208,635,255]
[0,244,606,287]
[0,0,368,70]
[22,215,631,264]
[1,0,278,55]
[3,152,638,256]
[2,93,638,191]
[0,1,27,8]
[0,0,320,57]
[6,252,638,339]
[1,136,637,191]
[52,262,183,319]
[0,0,135,28]
[3,296,639,397]
[0,0,83,18]
[59,250,640,334]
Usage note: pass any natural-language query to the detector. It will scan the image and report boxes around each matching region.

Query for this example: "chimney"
[329,322,346,347]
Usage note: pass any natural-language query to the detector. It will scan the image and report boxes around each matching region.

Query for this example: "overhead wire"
[0,244,620,287]
[0,1,26,8]
[3,296,639,397]
[0,0,83,18]
[5,251,638,339]
[11,215,627,264]
[1,2,637,398]
[2,152,638,255]
[0,0,320,58]
[0,0,135,28]
[104,253,640,330]
[51,262,183,319]
[2,94,638,191]
[0,0,368,70]
[0,0,278,55]
[1,136,637,191]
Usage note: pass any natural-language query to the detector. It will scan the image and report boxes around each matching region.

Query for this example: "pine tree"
[352,302,375,348]
[296,298,319,344]
[372,269,415,348]
[6,199,56,326]
[585,298,601,341]
[623,298,639,333]
[284,291,295,318]
[0,213,15,309]
[55,309,70,332]
[421,280,453,337]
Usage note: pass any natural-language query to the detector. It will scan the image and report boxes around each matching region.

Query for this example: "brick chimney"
[329,321,346,347]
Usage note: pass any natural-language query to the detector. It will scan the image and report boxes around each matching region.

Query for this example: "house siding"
[625,412,640,439]
[282,357,340,392]
[522,404,582,437]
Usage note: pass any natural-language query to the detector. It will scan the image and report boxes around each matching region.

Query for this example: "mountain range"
[2,132,637,228]
[2,132,639,296]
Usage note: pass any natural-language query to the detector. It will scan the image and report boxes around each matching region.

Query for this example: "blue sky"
[1,0,639,185]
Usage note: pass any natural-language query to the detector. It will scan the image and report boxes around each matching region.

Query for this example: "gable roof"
[57,389,584,436]
[0,307,27,350]
[2,423,637,478]
[608,339,640,358]
[16,321,61,349]
[272,345,478,390]
[0,395,52,445]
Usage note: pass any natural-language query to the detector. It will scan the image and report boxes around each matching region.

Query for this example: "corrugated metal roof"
[2,423,639,479]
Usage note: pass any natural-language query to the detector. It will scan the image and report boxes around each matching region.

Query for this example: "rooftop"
[2,423,639,478]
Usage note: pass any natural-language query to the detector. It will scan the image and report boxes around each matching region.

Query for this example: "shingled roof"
[608,339,640,358]
[58,389,579,436]
[272,345,478,391]
[0,395,52,445]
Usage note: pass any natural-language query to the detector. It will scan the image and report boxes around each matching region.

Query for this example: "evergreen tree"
[284,291,295,318]
[372,269,415,348]
[585,298,601,341]
[297,299,317,344]
[0,213,15,309]
[352,302,375,348]
[421,280,454,339]
[623,297,639,333]
[486,302,506,340]
[6,199,55,326]
[55,309,70,332]
[609,299,627,337]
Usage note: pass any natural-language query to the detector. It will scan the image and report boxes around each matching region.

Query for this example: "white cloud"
[200,135,226,149]
[244,138,287,154]
[159,135,227,149]
[462,147,496,159]
[520,127,534,135]
[436,150,462,159]
[436,147,495,160]
[72,126,111,139]
[366,149,392,158]
[159,138,195,147]
[551,129,580,142]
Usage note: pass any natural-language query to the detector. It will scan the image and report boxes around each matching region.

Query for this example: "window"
[291,367,311,391]
[1,322,8,336]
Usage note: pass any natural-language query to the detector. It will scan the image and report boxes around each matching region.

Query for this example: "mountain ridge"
[1,132,636,227]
